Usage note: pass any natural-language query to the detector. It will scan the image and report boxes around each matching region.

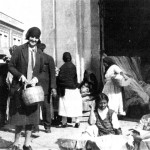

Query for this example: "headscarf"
[26,27,41,40]
[63,52,72,62]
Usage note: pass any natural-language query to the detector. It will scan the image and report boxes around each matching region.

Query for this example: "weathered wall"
[41,0,55,58]
[41,0,100,83]
[90,0,100,83]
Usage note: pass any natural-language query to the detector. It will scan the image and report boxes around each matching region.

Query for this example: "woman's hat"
[26,27,41,40]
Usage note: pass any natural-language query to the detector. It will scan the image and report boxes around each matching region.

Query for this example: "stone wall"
[41,0,100,84]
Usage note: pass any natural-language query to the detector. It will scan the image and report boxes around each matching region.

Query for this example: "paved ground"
[0,119,139,150]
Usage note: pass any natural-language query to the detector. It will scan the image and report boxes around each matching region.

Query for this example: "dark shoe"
[74,123,80,128]
[10,145,21,150]
[23,145,33,150]
[45,128,51,133]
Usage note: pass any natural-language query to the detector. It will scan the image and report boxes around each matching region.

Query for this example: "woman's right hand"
[19,75,28,84]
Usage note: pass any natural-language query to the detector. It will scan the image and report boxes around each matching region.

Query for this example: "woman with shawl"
[102,57,127,116]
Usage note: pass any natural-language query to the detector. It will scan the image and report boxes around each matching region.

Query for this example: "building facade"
[0,12,24,57]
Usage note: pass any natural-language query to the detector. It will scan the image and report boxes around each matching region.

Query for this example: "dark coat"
[40,53,56,95]
[57,62,78,97]
[8,43,44,126]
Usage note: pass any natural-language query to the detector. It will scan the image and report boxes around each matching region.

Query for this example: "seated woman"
[85,93,122,137]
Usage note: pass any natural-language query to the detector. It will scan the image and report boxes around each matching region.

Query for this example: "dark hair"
[98,93,109,102]
[63,52,72,62]
[103,57,115,67]
[95,93,109,109]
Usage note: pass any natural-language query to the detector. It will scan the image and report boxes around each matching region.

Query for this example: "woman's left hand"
[52,88,57,97]
[28,77,38,86]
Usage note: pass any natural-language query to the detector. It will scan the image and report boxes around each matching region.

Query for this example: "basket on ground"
[22,85,44,105]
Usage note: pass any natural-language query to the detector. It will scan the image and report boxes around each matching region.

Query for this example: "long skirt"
[59,88,82,117]
[9,93,40,126]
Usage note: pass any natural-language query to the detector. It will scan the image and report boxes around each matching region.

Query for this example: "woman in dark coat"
[58,52,82,128]
[8,27,44,150]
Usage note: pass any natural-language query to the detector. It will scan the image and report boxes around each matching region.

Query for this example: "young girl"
[86,93,122,136]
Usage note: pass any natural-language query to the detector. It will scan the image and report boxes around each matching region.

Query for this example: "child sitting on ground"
[84,93,122,137]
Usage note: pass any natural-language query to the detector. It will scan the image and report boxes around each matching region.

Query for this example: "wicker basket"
[22,85,44,106]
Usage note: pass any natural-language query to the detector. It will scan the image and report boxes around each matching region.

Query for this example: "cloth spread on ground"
[57,135,133,150]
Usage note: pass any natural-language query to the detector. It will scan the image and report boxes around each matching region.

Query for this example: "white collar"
[29,46,37,52]
[98,107,109,120]
[98,107,108,113]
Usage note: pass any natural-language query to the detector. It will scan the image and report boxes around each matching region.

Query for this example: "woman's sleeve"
[8,48,22,79]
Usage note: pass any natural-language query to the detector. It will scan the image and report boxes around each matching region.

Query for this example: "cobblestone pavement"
[0,120,138,150]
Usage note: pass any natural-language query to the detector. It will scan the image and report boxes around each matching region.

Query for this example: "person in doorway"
[58,52,82,128]
[102,57,127,116]
[38,43,57,133]
[85,93,122,136]
[8,27,44,150]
